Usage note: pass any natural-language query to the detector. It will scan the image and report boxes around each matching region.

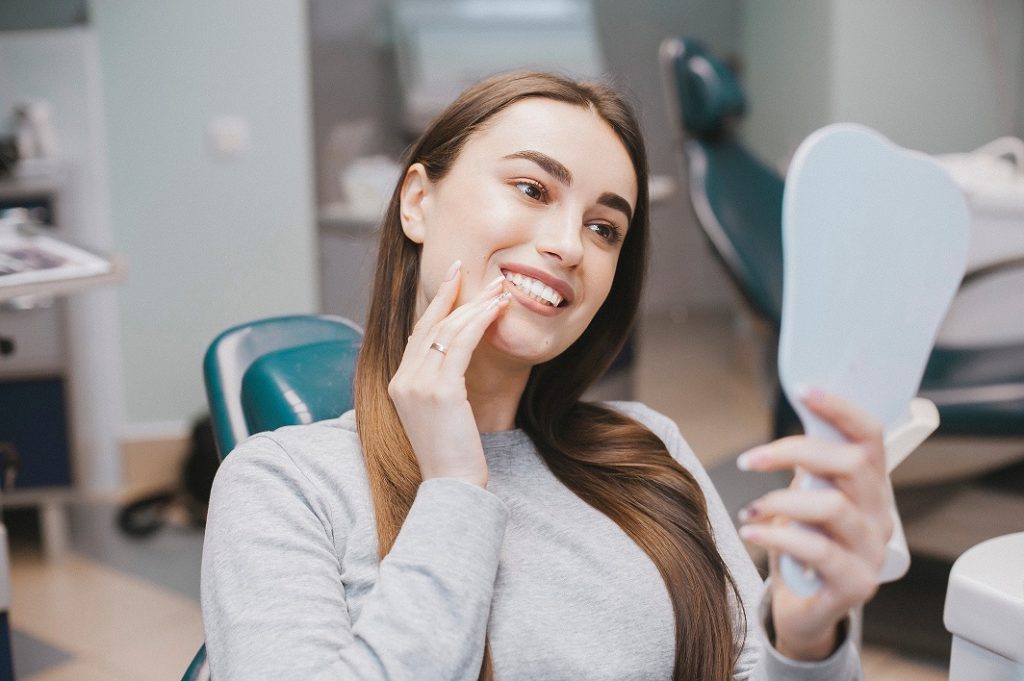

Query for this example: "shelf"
[0,170,65,200]
[0,252,126,303]
[1,486,78,507]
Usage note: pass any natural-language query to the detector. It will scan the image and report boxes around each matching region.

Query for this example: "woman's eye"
[587,222,622,244]
[514,181,546,201]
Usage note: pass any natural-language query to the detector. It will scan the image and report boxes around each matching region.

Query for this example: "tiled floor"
[5,309,976,680]
[11,550,203,681]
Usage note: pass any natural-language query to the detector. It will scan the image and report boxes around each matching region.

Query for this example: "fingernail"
[487,274,506,289]
[736,446,770,471]
[485,290,511,310]
[801,386,826,404]
[444,260,461,282]
[737,504,760,523]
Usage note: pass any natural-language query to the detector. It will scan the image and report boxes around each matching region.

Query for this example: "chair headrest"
[668,38,746,138]
[240,339,360,435]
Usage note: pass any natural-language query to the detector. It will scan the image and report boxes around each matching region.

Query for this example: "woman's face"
[400,97,638,367]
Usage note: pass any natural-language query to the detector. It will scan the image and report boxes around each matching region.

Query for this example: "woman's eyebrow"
[503,150,573,186]
[503,149,633,222]
[598,192,633,223]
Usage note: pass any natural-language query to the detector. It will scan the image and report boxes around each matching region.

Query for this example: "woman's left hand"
[736,389,894,661]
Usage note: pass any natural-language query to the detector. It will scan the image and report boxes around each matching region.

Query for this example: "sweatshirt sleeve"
[611,402,863,681]
[201,433,509,681]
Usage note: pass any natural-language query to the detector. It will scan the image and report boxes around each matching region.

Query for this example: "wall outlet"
[207,115,250,160]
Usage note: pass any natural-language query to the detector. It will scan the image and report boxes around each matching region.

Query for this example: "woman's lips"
[502,272,564,308]
[504,281,565,316]
[499,264,575,306]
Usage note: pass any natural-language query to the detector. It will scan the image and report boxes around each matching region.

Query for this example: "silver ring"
[429,341,448,356]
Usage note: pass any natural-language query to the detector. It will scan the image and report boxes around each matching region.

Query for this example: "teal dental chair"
[183,314,363,681]
[659,36,1024,459]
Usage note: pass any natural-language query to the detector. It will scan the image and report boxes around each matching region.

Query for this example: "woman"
[202,72,890,680]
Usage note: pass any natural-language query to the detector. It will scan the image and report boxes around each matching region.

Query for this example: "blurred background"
[0,1,1021,679]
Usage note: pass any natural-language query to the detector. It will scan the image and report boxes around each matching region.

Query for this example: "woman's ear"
[399,163,432,244]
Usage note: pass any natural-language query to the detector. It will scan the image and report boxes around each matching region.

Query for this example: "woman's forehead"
[459,98,638,201]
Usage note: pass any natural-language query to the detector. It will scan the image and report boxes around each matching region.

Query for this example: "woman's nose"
[535,212,584,267]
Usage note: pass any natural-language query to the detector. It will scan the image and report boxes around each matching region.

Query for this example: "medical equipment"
[934,137,1024,347]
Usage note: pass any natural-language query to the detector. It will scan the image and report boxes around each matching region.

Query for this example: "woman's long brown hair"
[354,72,745,680]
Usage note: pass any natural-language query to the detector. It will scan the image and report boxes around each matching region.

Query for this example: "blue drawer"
[0,377,71,488]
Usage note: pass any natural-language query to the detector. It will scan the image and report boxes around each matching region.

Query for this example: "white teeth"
[502,271,565,307]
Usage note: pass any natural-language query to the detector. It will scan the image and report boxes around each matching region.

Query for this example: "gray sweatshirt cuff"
[389,477,510,588]
[757,585,862,680]
[759,633,859,680]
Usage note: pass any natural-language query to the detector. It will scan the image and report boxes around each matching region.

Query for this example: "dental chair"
[660,36,1024,678]
[658,37,1024,482]
[183,314,363,681]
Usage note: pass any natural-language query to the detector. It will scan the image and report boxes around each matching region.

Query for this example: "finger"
[409,260,463,341]
[802,389,884,447]
[407,281,508,381]
[741,522,880,600]
[439,290,512,372]
[740,488,883,563]
[738,437,884,482]
[741,438,890,513]
[793,468,893,546]
[406,274,504,366]
[420,276,506,350]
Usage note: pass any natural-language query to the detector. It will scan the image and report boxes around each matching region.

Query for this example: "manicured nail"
[801,386,826,404]
[444,260,461,282]
[485,290,511,310]
[736,446,770,471]
[737,504,760,523]
[487,274,505,289]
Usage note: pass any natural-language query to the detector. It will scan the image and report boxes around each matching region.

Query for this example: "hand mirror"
[778,124,969,595]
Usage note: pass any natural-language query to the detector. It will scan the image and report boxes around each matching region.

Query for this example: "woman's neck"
[464,350,531,433]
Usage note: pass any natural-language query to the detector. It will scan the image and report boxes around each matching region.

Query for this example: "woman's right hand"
[388,261,510,488]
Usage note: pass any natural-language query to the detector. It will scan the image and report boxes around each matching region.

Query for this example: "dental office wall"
[2,2,315,491]
[88,0,318,482]
[740,0,1024,169]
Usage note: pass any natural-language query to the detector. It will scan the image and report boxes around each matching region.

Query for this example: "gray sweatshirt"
[201,401,862,680]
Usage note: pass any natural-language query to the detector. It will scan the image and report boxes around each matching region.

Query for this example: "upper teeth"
[504,272,564,307]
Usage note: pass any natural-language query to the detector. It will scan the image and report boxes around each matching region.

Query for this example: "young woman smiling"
[201,72,889,680]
